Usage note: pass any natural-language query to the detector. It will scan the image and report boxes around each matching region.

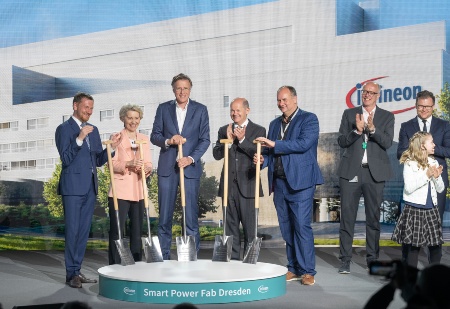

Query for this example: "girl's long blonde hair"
[399,131,432,169]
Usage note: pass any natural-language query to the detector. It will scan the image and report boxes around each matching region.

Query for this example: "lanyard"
[280,108,299,139]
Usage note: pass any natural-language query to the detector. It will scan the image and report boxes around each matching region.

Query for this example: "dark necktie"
[422,119,427,133]
[81,123,90,149]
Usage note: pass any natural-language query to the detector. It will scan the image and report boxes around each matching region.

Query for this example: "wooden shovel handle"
[135,140,149,212]
[220,139,233,208]
[103,140,118,211]
[178,139,187,208]
[253,140,263,209]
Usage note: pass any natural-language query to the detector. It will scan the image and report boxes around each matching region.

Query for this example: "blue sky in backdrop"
[0,0,275,48]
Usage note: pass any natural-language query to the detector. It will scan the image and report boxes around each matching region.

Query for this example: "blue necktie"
[422,119,427,133]
[81,123,90,149]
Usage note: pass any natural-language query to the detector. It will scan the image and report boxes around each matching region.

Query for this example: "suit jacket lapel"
[120,129,135,160]
[429,116,437,134]
[68,117,80,133]
[412,117,420,132]
[181,101,196,135]
[284,109,303,140]
[169,101,180,134]
[69,117,90,153]
[68,117,88,149]
[271,118,282,140]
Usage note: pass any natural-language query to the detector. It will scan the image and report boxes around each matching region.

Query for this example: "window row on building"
[0,117,50,131]
[0,158,58,171]
[0,139,54,154]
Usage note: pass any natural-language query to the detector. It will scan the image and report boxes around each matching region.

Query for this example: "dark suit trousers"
[339,166,384,263]
[157,173,200,260]
[108,198,144,265]
[226,181,256,260]
[437,189,447,223]
[62,176,96,281]
[273,178,316,276]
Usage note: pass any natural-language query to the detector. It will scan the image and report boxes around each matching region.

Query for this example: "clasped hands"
[226,123,246,142]
[168,134,193,168]
[356,113,375,134]
[126,159,152,176]
[427,165,443,179]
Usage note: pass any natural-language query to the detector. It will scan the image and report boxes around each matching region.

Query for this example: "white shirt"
[361,106,376,164]
[176,99,189,134]
[234,118,249,143]
[72,116,85,147]
[417,116,432,132]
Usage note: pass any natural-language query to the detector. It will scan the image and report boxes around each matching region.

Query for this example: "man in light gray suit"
[213,97,266,260]
[337,81,395,274]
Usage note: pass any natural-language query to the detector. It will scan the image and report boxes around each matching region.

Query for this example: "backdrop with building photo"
[1,0,450,244]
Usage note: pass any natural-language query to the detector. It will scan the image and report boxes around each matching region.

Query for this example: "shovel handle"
[135,140,149,212]
[103,140,119,211]
[178,139,187,208]
[220,139,233,208]
[253,140,263,209]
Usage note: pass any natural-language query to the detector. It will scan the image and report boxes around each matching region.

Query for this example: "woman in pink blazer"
[107,104,152,265]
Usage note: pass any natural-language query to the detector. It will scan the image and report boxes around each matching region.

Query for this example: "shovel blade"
[176,235,197,262]
[114,238,135,266]
[141,236,164,263]
[212,235,233,262]
[242,237,262,264]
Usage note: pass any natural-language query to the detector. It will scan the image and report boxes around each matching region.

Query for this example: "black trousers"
[339,166,385,264]
[108,197,144,265]
[225,181,256,260]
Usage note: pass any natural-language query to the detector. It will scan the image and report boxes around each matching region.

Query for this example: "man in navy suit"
[150,73,210,260]
[55,93,121,288]
[255,86,323,286]
[337,81,394,274]
[397,90,450,263]
[397,90,450,221]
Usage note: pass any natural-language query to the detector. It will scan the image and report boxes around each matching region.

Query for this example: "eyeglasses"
[361,90,379,96]
[416,105,434,111]
[175,87,191,93]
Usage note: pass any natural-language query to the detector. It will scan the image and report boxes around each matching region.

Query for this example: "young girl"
[392,131,444,267]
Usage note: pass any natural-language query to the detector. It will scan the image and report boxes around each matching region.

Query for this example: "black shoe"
[366,260,377,272]
[338,260,351,274]
[67,275,82,288]
[79,273,97,283]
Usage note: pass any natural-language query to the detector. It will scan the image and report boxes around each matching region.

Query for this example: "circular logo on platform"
[258,285,269,293]
[124,287,136,296]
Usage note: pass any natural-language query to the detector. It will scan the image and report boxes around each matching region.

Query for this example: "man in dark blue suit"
[55,93,121,288]
[397,90,450,263]
[397,90,450,221]
[150,73,210,260]
[255,85,323,286]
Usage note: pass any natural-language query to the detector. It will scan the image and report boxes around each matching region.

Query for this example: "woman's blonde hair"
[399,131,432,169]
[119,104,143,121]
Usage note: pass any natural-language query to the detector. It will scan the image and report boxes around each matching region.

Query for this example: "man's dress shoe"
[67,276,82,288]
[79,273,98,283]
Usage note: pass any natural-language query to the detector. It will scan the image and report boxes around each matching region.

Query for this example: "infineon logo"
[123,287,136,296]
[345,76,421,114]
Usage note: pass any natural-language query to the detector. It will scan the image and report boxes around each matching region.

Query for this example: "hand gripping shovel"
[243,140,263,264]
[103,140,135,266]
[135,140,163,263]
[212,139,233,262]
[176,140,197,262]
